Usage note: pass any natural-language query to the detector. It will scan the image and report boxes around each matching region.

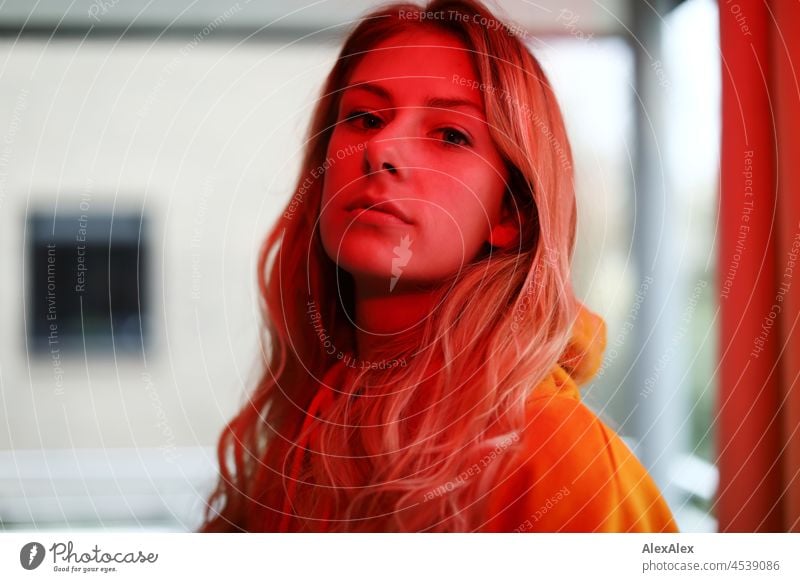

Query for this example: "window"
[27,211,149,356]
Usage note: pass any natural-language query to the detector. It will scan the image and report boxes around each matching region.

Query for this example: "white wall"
[0,38,337,455]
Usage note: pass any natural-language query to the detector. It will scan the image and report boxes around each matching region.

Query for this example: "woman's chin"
[335,260,397,287]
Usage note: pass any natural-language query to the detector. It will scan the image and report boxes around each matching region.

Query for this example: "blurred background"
[0,0,721,532]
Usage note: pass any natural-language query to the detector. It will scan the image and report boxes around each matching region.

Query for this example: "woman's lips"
[348,206,411,226]
[345,195,414,225]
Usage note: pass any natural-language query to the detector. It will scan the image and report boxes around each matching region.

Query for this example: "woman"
[199,0,679,533]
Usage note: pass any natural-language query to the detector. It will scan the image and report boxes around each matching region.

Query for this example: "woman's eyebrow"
[343,81,485,117]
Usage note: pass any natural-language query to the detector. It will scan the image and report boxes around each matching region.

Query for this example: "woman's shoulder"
[481,378,679,533]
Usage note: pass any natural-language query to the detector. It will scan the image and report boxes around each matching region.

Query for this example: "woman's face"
[319,28,514,293]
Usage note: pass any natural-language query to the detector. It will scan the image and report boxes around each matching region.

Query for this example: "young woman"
[199,0,679,533]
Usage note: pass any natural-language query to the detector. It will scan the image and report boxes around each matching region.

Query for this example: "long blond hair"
[200,0,581,532]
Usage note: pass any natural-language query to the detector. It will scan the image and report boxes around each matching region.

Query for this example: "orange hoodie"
[480,305,679,532]
[280,304,679,533]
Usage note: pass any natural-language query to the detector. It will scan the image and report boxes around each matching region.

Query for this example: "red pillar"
[717,0,782,531]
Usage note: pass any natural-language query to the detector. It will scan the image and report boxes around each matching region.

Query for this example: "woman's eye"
[439,128,471,147]
[345,110,383,130]
[342,111,470,147]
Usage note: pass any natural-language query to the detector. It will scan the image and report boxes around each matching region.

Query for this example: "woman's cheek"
[318,206,339,262]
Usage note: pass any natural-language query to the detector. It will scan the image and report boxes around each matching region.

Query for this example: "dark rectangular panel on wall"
[27,211,148,356]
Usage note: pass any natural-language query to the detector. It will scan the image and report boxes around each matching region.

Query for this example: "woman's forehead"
[350,30,477,80]
[344,29,483,106]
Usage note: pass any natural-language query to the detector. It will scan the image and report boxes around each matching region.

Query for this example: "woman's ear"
[487,194,521,249]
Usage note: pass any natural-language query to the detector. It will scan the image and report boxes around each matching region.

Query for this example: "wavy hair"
[200,0,581,532]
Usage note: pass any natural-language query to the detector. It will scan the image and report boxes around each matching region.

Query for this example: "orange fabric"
[281,304,678,532]
[482,305,678,532]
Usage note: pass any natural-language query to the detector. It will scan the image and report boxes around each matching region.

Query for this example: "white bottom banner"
[1,533,798,581]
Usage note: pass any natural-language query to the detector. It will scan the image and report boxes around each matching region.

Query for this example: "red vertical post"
[717,0,782,531]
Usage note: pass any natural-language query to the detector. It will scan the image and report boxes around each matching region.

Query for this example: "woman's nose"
[363,155,397,175]
[381,161,398,174]
[363,120,410,178]
[364,139,403,177]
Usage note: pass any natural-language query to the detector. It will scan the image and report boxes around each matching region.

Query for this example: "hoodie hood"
[527,301,607,404]
[558,301,607,387]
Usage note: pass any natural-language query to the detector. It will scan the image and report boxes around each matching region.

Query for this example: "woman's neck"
[353,279,438,362]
